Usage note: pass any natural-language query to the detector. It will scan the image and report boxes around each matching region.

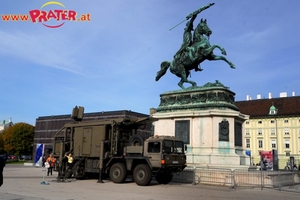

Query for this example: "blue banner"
[35,144,44,164]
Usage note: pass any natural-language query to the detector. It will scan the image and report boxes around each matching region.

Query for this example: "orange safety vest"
[46,157,56,167]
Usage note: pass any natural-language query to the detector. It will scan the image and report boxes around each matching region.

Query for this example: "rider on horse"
[174,3,214,71]
[155,3,235,89]
[174,14,196,61]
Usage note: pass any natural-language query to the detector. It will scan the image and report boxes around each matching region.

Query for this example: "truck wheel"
[133,164,152,186]
[129,134,144,146]
[110,163,127,183]
[155,173,173,184]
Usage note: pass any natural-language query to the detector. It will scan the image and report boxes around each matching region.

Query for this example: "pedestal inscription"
[175,120,190,144]
[219,119,229,142]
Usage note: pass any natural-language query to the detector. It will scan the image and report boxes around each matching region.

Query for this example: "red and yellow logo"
[1,1,91,28]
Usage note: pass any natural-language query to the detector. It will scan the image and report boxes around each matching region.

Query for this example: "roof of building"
[36,110,149,121]
[235,96,300,118]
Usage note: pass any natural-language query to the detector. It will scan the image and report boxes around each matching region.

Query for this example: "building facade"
[235,93,300,169]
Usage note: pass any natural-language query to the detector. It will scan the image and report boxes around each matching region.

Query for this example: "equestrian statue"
[155,3,235,89]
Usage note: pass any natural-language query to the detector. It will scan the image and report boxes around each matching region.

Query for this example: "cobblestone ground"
[1,164,299,200]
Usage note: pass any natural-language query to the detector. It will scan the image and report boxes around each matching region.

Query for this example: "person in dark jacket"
[2,153,7,165]
[0,156,5,187]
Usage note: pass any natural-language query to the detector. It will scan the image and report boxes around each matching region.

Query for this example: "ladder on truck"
[57,157,86,182]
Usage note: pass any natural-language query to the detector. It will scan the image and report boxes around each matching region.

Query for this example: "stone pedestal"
[152,81,250,167]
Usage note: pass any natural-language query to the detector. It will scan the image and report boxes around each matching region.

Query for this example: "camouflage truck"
[52,106,186,186]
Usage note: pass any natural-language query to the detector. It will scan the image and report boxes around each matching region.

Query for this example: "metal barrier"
[193,167,300,190]
[233,169,276,189]
[195,167,233,187]
[173,167,300,192]
[173,166,196,184]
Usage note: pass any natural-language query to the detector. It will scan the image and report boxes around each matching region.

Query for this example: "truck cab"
[124,135,186,185]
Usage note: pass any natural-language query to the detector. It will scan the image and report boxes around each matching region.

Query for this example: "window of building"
[258,120,262,124]
[258,128,262,135]
[246,121,249,124]
[284,119,289,123]
[245,128,249,135]
[285,140,290,149]
[271,128,276,135]
[270,120,275,123]
[258,140,263,148]
[246,139,250,148]
[284,128,289,135]
[271,140,276,149]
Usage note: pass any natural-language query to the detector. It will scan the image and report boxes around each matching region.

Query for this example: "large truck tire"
[155,173,173,184]
[133,164,152,186]
[110,163,127,183]
[129,134,144,146]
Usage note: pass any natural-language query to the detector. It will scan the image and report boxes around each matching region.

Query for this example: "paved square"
[1,164,299,200]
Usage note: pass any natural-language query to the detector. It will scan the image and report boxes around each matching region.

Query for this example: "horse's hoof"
[222,50,227,55]
[230,65,236,69]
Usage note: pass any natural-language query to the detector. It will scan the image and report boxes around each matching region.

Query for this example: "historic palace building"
[235,92,300,169]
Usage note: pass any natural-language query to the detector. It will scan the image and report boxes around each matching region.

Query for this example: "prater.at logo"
[29,1,90,28]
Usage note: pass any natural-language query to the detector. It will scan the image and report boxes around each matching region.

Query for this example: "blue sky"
[1,0,300,125]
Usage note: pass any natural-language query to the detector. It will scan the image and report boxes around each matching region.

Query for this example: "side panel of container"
[73,125,108,157]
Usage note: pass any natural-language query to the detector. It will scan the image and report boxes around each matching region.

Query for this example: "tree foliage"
[0,123,35,156]
[1,126,14,153]
[0,131,4,153]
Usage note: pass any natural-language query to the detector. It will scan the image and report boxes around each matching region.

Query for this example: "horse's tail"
[155,61,170,81]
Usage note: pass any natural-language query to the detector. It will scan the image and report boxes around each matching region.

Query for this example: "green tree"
[1,123,35,156]
[1,126,14,154]
[11,123,35,156]
[0,131,4,154]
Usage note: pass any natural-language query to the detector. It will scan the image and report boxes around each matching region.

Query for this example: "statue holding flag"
[156,3,235,89]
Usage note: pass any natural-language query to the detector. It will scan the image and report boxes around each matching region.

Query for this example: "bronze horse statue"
[155,18,235,89]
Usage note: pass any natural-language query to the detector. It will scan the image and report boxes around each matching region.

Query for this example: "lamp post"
[269,103,278,170]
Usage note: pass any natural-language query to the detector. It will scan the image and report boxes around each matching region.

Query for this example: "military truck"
[52,106,186,186]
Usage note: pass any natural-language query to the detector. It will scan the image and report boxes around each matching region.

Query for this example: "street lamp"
[269,103,278,170]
